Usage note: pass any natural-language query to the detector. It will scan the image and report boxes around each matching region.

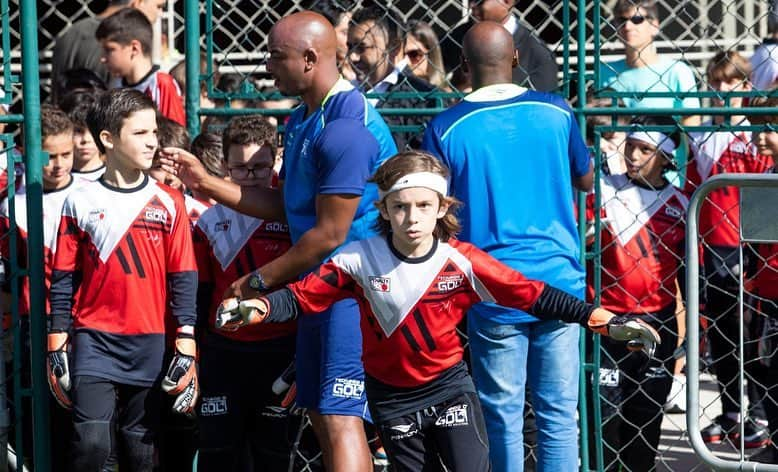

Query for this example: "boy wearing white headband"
[584,115,689,470]
[216,151,661,470]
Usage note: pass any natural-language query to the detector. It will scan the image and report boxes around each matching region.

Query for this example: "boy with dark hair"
[688,51,774,449]
[149,116,190,195]
[60,91,106,181]
[46,88,198,470]
[586,115,689,471]
[191,116,298,470]
[96,8,186,126]
[0,105,82,467]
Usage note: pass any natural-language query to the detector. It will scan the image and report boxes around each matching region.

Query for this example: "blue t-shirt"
[281,78,397,247]
[422,84,589,324]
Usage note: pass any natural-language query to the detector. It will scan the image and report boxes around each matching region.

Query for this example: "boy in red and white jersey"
[192,116,298,470]
[0,105,84,466]
[46,89,198,470]
[687,51,773,447]
[585,116,688,471]
[96,8,185,126]
[60,92,106,181]
[217,151,660,471]
[745,95,778,463]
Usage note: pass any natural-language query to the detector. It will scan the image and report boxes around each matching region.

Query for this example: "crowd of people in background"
[1,0,778,470]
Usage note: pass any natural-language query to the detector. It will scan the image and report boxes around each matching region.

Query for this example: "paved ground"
[656,372,767,471]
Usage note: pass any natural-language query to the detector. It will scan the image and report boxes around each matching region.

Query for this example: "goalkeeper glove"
[162,326,199,416]
[215,297,269,331]
[588,308,661,357]
[47,331,72,410]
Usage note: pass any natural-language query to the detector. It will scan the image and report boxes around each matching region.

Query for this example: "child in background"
[689,51,774,449]
[96,8,186,125]
[218,151,661,471]
[60,91,106,181]
[585,115,688,471]
[189,132,225,205]
[744,93,778,464]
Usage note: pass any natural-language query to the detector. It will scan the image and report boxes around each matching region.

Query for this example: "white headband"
[378,172,448,200]
[627,131,677,155]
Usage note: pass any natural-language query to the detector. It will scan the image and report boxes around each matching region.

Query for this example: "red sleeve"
[288,261,358,314]
[164,190,197,326]
[156,73,186,126]
[455,241,546,312]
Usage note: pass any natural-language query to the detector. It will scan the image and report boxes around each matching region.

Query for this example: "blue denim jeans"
[468,314,580,472]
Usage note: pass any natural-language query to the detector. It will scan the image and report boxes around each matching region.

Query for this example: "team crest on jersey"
[87,208,106,222]
[214,220,231,232]
[369,276,391,292]
[664,206,683,219]
[436,274,464,293]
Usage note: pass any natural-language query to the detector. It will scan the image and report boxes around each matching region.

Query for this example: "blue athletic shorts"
[295,298,371,420]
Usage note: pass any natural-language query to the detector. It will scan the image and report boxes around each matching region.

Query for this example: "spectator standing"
[597,0,701,186]
[96,8,186,125]
[422,22,592,472]
[348,6,437,149]
[160,12,397,471]
[403,20,448,90]
[440,0,558,92]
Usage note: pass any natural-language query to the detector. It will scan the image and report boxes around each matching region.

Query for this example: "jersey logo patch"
[264,222,288,232]
[88,208,106,223]
[435,404,469,427]
[436,274,464,293]
[331,378,364,399]
[144,206,168,224]
[664,206,683,219]
[389,423,419,440]
[369,276,391,292]
[215,220,231,232]
[200,395,228,416]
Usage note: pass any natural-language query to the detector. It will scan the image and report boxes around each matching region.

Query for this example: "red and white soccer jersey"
[184,194,210,227]
[72,165,106,182]
[0,177,86,315]
[126,66,185,126]
[587,174,688,314]
[687,122,773,247]
[195,204,295,342]
[753,243,778,300]
[287,237,552,388]
[49,176,197,385]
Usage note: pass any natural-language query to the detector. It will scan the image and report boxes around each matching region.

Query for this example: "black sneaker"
[701,414,738,443]
[742,419,771,449]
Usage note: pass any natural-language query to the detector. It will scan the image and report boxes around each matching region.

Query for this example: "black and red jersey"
[268,237,593,389]
[753,243,778,300]
[194,204,295,343]
[49,176,197,386]
[687,123,773,247]
[0,177,85,316]
[586,174,688,314]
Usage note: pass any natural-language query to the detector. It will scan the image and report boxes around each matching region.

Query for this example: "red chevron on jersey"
[53,177,196,335]
[195,204,295,342]
[290,237,546,387]
[0,178,86,315]
[587,174,688,313]
[687,123,774,247]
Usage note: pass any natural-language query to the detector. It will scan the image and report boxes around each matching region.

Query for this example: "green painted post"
[185,0,201,138]
[20,0,51,468]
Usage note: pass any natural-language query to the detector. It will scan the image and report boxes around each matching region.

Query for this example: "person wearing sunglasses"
[598,0,700,187]
[403,21,448,91]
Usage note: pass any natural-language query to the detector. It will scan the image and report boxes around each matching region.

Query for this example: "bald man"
[159,11,396,471]
[422,22,593,472]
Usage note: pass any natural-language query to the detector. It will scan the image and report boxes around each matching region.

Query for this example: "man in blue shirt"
[422,22,593,472]
[161,11,396,470]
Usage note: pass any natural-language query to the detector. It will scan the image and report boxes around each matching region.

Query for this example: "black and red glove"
[47,331,72,410]
[161,326,199,416]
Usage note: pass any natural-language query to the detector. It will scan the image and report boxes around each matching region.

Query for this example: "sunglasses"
[615,14,651,28]
[406,49,427,64]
